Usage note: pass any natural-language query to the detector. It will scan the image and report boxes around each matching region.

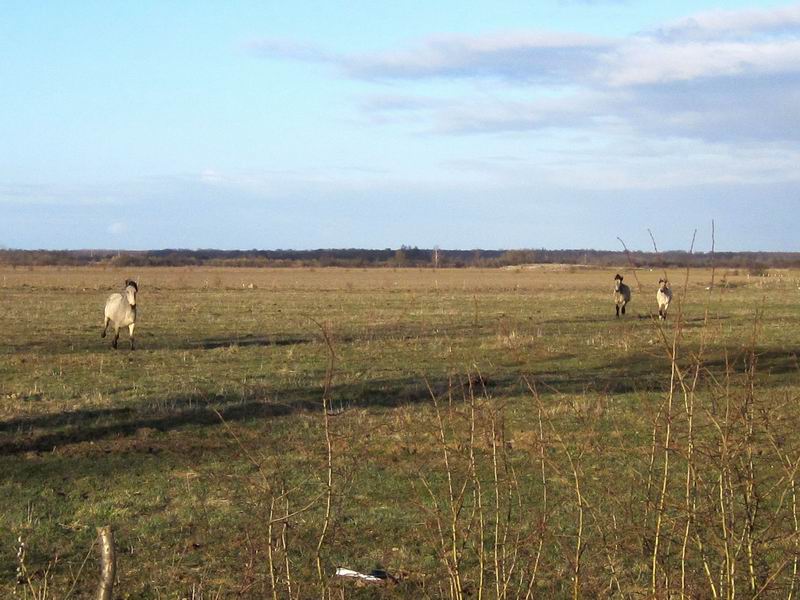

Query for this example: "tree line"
[1,247,799,270]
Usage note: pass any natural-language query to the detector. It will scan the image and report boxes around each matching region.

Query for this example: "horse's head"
[614,274,623,290]
[125,279,138,306]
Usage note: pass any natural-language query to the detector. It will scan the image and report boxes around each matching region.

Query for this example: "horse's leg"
[128,323,135,350]
[101,317,109,338]
[621,303,626,315]
[616,304,620,318]
[112,328,119,349]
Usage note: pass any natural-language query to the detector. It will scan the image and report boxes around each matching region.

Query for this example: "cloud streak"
[251,4,800,148]
[250,31,612,83]
[251,6,800,85]
[599,38,800,86]
[655,5,800,40]
[340,32,611,82]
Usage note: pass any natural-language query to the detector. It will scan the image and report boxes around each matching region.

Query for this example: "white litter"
[335,567,385,583]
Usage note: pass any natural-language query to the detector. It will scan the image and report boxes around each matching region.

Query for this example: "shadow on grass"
[701,348,799,376]
[0,377,462,455]
[1,333,316,355]
[2,321,482,355]
[190,336,311,350]
[1,346,796,455]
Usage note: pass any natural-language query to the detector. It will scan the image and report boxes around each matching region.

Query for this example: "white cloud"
[598,38,800,86]
[252,4,800,149]
[438,135,800,191]
[107,221,128,235]
[251,31,611,82]
[251,6,800,86]
[657,5,800,40]
[199,169,225,185]
[0,183,122,205]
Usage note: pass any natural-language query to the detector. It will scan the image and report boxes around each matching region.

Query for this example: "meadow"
[1,265,799,599]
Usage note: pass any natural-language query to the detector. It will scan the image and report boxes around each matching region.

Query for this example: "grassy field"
[2,265,799,598]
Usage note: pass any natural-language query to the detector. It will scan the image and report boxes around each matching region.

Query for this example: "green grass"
[1,266,799,598]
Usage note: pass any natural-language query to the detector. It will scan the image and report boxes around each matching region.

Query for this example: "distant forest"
[2,248,799,271]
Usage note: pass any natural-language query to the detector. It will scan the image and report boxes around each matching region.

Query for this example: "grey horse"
[657,279,673,320]
[102,280,138,349]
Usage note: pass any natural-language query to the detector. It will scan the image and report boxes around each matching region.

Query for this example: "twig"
[309,317,336,597]
[95,526,116,600]
[63,537,98,600]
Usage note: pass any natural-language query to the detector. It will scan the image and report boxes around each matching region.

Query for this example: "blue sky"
[1,1,799,251]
